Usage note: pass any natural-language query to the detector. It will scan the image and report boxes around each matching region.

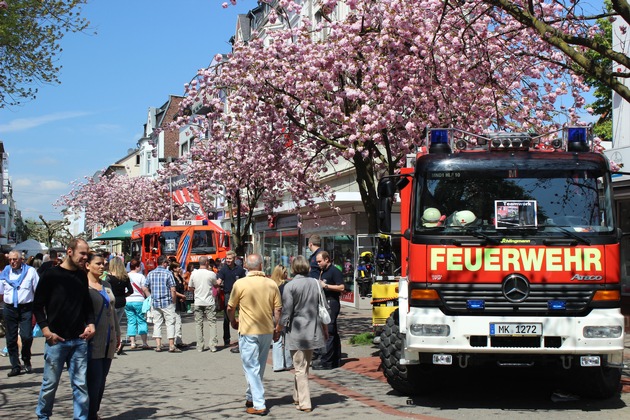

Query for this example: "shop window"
[262,230,299,276]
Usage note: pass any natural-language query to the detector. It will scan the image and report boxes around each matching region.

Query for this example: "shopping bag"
[141,296,152,314]
[33,323,44,338]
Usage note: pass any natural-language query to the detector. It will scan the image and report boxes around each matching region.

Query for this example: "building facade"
[608,17,630,299]
[0,142,19,251]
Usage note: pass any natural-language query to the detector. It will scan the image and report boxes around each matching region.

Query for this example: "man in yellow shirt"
[227,254,281,416]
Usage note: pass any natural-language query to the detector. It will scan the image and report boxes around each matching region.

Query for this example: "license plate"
[490,323,542,336]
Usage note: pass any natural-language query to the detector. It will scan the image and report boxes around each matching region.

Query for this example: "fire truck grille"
[437,284,594,315]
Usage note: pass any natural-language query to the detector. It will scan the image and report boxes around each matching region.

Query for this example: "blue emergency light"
[428,129,452,154]
[548,300,566,310]
[467,300,485,310]
[163,220,171,226]
[202,219,208,225]
[567,127,586,143]
[566,127,590,152]
[430,129,449,144]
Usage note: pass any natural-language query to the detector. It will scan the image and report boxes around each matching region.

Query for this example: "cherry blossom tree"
[187,0,592,232]
[482,0,630,104]
[56,173,171,232]
[173,112,333,255]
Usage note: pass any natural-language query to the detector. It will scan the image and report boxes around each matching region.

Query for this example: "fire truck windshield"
[415,168,614,235]
[160,230,216,254]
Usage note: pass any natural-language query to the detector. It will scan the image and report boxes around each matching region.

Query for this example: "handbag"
[318,283,331,324]
[213,286,225,312]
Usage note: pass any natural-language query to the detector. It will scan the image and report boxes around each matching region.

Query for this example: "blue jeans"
[272,332,292,371]
[87,357,112,420]
[3,304,33,370]
[36,339,89,420]
[239,333,272,410]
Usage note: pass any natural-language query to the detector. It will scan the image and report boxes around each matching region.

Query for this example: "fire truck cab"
[131,219,229,273]
[377,127,625,398]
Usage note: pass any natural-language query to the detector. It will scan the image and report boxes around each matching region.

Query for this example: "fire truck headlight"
[410,324,450,336]
[580,356,601,367]
[432,354,453,365]
[583,326,622,338]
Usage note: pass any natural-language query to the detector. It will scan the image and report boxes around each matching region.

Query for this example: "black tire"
[571,365,622,399]
[379,309,428,395]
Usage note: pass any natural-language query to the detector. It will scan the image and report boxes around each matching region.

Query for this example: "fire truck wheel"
[571,365,621,399]
[379,309,427,395]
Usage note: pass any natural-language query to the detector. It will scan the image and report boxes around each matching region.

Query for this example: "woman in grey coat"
[278,255,329,412]
[86,252,120,420]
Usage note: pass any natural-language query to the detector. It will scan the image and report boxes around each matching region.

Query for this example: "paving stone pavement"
[1,298,628,419]
[0,300,397,420]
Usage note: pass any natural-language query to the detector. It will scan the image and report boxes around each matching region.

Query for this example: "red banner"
[172,186,206,220]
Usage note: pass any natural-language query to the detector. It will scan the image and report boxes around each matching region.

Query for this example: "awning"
[94,221,137,241]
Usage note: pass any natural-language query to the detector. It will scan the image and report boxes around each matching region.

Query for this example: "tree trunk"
[353,154,379,233]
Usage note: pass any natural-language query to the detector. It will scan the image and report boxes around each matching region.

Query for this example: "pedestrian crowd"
[0,233,345,418]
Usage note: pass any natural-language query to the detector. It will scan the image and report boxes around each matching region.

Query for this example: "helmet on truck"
[451,210,477,227]
[421,207,442,227]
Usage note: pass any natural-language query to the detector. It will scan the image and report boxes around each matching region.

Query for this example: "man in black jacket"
[312,251,344,370]
[217,250,246,351]
[33,238,95,420]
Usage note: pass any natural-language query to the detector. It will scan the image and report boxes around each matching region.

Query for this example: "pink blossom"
[163,0,596,233]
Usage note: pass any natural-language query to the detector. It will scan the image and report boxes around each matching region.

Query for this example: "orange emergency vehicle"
[131,219,230,273]
[377,127,625,398]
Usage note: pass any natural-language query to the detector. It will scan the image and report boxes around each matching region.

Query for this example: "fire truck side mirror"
[378,178,396,234]
[378,199,392,233]
[378,178,397,198]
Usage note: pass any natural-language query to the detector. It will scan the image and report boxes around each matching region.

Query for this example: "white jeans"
[152,304,176,339]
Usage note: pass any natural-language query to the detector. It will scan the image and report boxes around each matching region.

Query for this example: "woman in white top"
[124,259,150,349]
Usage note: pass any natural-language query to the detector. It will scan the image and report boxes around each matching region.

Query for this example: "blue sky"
[0,0,251,221]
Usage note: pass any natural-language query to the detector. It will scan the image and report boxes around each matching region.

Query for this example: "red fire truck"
[131,219,230,273]
[377,127,625,398]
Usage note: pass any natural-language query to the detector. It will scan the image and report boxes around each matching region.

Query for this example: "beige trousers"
[291,349,313,410]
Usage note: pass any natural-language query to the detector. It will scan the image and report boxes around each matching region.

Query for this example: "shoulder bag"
[317,283,331,324]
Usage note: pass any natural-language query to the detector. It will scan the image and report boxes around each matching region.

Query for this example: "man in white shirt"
[188,256,220,352]
[0,250,39,376]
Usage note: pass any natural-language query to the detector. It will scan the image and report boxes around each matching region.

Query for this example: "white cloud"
[34,156,59,166]
[13,178,33,188]
[39,180,68,191]
[0,111,92,133]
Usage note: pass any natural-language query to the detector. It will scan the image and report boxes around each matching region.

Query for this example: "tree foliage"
[56,173,172,232]
[0,0,89,108]
[68,0,611,235]
[181,0,592,232]
[23,215,72,248]
[481,0,625,117]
